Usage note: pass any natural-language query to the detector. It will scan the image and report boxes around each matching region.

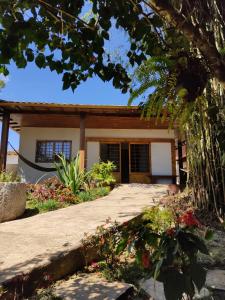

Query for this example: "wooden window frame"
[99,142,121,172]
[129,142,150,173]
[35,140,72,163]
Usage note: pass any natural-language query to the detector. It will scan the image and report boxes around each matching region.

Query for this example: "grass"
[78,186,110,203]
[24,186,111,217]
[26,198,66,213]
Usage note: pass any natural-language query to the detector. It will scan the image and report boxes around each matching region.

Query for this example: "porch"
[0,101,181,184]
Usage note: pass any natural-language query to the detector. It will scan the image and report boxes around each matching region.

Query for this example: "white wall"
[18,127,175,183]
[151,143,172,176]
[19,127,80,182]
[87,142,99,170]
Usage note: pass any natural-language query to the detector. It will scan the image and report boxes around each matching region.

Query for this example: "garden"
[25,155,115,215]
[0,155,116,221]
[1,0,225,299]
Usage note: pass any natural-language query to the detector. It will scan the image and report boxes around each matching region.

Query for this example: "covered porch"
[0,100,181,184]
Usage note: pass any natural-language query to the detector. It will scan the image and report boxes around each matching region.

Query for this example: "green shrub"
[78,186,110,203]
[27,198,63,213]
[0,171,20,182]
[143,206,174,233]
[55,154,87,195]
[89,161,116,187]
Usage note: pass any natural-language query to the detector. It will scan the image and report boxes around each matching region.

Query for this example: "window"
[35,141,72,163]
[130,144,149,172]
[100,143,120,171]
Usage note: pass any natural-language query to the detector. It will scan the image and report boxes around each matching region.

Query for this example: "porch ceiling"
[0,100,171,132]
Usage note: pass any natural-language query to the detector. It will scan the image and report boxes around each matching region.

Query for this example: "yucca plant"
[55,154,85,195]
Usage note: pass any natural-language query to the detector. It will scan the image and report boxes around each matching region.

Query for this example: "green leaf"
[115,237,128,255]
[154,258,163,280]
[188,233,209,255]
[190,263,207,292]
[163,269,186,300]
[204,229,214,241]
[35,53,45,68]
[25,49,34,62]
[135,250,142,265]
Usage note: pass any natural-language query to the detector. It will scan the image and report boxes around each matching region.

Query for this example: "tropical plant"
[89,161,116,187]
[54,154,86,195]
[83,207,212,300]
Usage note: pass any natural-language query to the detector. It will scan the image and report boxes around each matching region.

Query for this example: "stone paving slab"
[53,273,133,300]
[0,184,168,286]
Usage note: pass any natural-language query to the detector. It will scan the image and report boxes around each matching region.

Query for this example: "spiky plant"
[55,154,86,195]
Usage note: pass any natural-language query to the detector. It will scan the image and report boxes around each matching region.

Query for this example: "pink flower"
[91,262,99,269]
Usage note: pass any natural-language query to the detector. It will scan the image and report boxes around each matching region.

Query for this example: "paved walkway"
[0,184,168,285]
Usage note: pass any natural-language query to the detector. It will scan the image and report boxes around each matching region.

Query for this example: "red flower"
[178,210,201,227]
[166,227,175,237]
[141,251,151,269]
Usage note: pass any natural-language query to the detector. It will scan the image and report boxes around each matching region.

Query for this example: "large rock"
[0,182,26,222]
[198,230,225,268]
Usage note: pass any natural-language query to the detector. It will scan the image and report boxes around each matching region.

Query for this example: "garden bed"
[21,157,116,218]
[22,178,111,218]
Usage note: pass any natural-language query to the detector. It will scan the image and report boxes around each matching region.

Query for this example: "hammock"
[8,142,57,172]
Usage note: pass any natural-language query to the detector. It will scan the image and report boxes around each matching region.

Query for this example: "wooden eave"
[0,100,172,132]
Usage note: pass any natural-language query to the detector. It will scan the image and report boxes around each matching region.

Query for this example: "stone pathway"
[53,273,133,300]
[0,184,168,288]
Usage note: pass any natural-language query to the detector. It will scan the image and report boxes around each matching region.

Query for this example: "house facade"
[0,101,177,184]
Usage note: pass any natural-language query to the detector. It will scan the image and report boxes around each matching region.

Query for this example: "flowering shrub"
[27,177,78,207]
[83,207,212,300]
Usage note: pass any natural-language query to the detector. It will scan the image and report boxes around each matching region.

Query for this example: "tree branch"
[145,0,225,88]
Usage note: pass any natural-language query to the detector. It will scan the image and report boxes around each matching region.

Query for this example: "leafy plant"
[78,186,110,203]
[26,178,110,215]
[83,207,212,300]
[27,177,77,204]
[27,199,63,213]
[55,154,86,195]
[89,161,116,187]
[0,171,20,182]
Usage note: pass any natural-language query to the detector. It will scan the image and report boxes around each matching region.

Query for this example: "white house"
[0,100,178,184]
